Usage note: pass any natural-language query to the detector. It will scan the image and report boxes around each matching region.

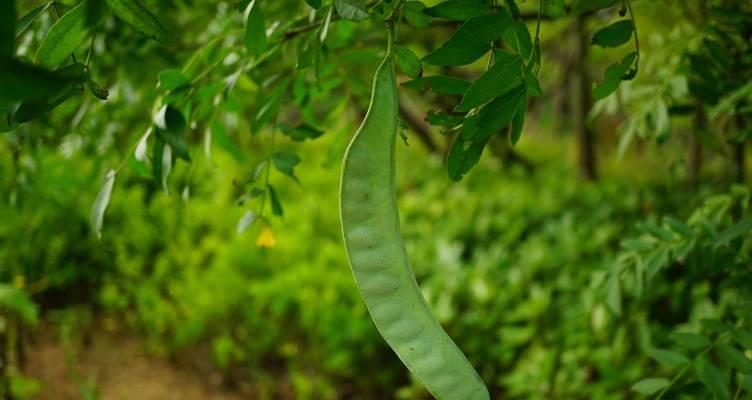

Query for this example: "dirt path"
[25,330,243,400]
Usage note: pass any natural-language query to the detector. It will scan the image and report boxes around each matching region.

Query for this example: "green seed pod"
[339,39,490,400]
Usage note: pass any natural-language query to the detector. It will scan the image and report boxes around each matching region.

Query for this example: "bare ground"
[24,328,243,400]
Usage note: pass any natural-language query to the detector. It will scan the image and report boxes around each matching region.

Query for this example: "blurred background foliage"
[1,0,751,399]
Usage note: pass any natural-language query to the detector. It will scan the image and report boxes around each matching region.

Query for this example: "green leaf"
[305,0,322,9]
[631,378,670,395]
[714,217,752,248]
[268,184,284,217]
[571,0,620,16]
[158,69,190,90]
[154,105,190,161]
[244,0,266,57]
[104,0,177,45]
[734,329,752,349]
[647,348,691,368]
[91,169,116,240]
[542,0,566,17]
[509,99,525,145]
[12,62,87,123]
[702,319,732,334]
[1,0,15,58]
[401,75,472,95]
[396,46,422,79]
[279,123,325,141]
[502,20,533,59]
[716,343,752,374]
[211,120,245,161]
[425,110,464,127]
[593,52,637,100]
[272,151,301,182]
[16,3,52,38]
[524,69,543,96]
[0,59,77,103]
[424,0,488,21]
[466,85,526,141]
[592,20,634,48]
[0,284,38,324]
[695,357,731,400]
[672,332,712,350]
[423,13,511,66]
[403,1,432,27]
[447,134,488,181]
[457,51,523,112]
[86,0,107,28]
[334,0,369,20]
[36,1,89,69]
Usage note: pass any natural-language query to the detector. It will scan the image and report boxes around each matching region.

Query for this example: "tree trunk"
[572,16,598,180]
[688,105,705,185]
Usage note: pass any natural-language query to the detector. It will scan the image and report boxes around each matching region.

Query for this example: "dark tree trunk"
[688,105,705,185]
[572,16,598,180]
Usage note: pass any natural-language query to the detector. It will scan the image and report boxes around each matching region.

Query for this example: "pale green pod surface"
[339,52,490,400]
[104,0,177,46]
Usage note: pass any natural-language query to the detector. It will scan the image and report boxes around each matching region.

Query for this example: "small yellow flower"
[256,225,277,248]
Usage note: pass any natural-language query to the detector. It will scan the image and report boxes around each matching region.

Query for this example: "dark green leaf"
[305,0,322,9]
[524,69,542,96]
[647,348,691,367]
[734,329,752,349]
[104,0,177,45]
[244,0,266,57]
[571,0,620,16]
[158,69,190,90]
[457,51,523,112]
[592,20,634,48]
[401,75,471,95]
[424,13,511,66]
[154,105,190,161]
[279,123,325,141]
[509,99,525,145]
[16,3,52,38]
[714,217,752,248]
[1,0,15,58]
[468,85,526,141]
[334,0,369,20]
[716,343,752,374]
[86,0,107,28]
[542,0,566,17]
[424,0,488,21]
[672,332,712,350]
[504,0,520,19]
[502,20,532,59]
[404,1,432,28]
[12,62,87,123]
[268,184,284,217]
[631,378,670,395]
[396,46,422,79]
[36,1,89,69]
[702,319,732,334]
[447,134,488,181]
[695,357,731,400]
[272,151,301,182]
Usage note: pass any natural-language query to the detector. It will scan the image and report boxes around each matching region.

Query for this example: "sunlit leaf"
[36,1,89,68]
[457,51,523,112]
[237,211,257,234]
[403,1,432,28]
[15,3,52,38]
[91,169,116,240]
[631,378,669,395]
[334,0,369,20]
[647,348,690,367]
